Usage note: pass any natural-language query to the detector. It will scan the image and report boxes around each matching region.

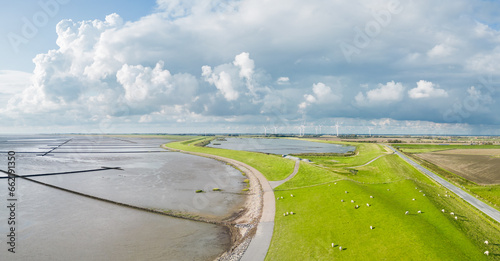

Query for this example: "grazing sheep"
[341,199,344,202]
[283,213,286,216]
[423,194,426,196]
[339,246,342,251]
[405,211,409,215]
[450,212,454,216]
[351,200,354,203]
[366,203,370,207]
[355,205,359,209]
[332,243,334,247]
[335,183,337,185]
[417,210,421,214]
[485,240,489,245]
[455,216,458,220]
[412,198,415,201]
[419,190,422,192]
[370,226,373,230]
[370,196,373,198]
[387,189,390,191]
[281,196,284,199]
[438,194,440,197]
[290,212,294,215]
[290,194,294,197]
[442,209,445,213]
[415,187,418,189]
[286,212,289,215]
[484,251,489,256]
[345,191,348,194]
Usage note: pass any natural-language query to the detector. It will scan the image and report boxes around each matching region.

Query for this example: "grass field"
[270,148,500,260]
[166,137,500,260]
[393,144,500,153]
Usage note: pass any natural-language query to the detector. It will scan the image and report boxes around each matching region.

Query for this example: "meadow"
[165,137,500,260]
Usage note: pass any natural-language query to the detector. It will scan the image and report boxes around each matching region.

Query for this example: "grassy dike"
[165,137,500,260]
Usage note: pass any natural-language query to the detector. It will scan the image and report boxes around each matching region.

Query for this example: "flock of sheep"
[278,184,493,256]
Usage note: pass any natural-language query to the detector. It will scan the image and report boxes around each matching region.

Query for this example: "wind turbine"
[368,127,373,137]
[318,125,322,135]
[263,126,268,136]
[273,126,278,135]
[335,122,340,137]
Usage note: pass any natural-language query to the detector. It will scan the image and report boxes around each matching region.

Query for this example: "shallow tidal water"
[0,135,245,260]
[207,137,355,155]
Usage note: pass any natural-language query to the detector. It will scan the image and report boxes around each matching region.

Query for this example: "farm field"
[416,153,500,185]
[400,145,500,211]
[166,137,500,260]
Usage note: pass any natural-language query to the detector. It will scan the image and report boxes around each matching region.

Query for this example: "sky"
[1,0,500,135]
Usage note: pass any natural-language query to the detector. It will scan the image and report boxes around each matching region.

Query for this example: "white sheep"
[370,196,373,198]
[366,203,370,207]
[290,194,294,197]
[332,243,334,247]
[345,191,348,194]
[281,196,283,199]
[438,194,440,196]
[423,194,426,196]
[450,212,454,216]
[405,211,409,215]
[387,189,390,191]
[341,199,344,202]
[283,213,286,216]
[415,187,417,189]
[412,198,415,201]
[334,183,337,185]
[455,216,458,220]
[419,190,422,192]
[484,251,489,256]
[351,200,354,203]
[339,246,342,251]
[417,210,421,214]
[485,240,489,245]
[441,209,445,213]
[370,226,373,230]
[286,212,289,215]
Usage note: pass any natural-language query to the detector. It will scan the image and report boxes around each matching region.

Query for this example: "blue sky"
[1,0,500,135]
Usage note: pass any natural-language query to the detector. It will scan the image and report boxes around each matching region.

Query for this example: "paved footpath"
[269,160,300,189]
[386,145,500,223]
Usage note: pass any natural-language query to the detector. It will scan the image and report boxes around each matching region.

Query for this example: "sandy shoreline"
[160,145,267,261]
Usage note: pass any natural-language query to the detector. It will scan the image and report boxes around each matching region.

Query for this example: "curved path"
[269,160,300,189]
[162,146,276,261]
[386,145,500,223]
[346,153,390,169]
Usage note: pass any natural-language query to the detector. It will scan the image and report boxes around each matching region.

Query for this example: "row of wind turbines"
[263,123,375,137]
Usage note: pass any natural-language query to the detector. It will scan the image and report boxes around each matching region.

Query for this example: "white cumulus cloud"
[355,81,404,106]
[299,82,340,110]
[408,80,448,99]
